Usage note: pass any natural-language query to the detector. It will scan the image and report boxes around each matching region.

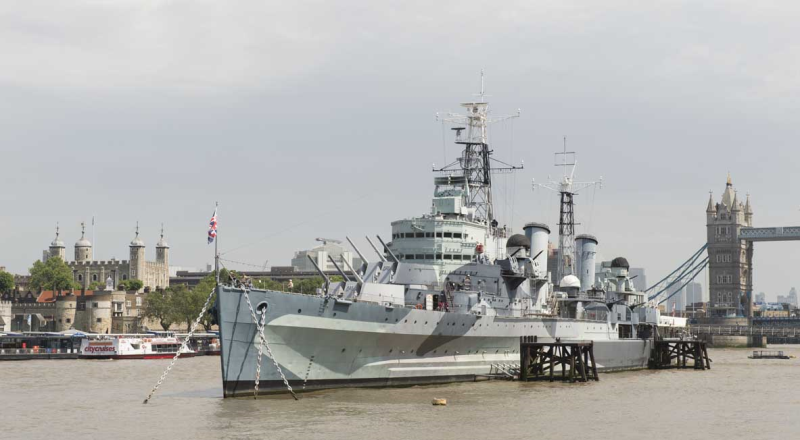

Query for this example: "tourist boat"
[79,334,195,359]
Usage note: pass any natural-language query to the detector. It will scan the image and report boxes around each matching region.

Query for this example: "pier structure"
[519,336,599,383]
[649,339,711,370]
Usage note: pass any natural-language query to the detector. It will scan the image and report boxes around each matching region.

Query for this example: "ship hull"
[218,287,653,397]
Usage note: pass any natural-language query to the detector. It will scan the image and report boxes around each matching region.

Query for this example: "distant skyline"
[2,1,800,297]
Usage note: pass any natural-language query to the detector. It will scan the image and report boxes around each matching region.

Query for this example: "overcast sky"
[2,1,799,300]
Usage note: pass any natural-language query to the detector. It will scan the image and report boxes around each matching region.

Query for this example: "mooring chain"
[254,309,267,397]
[242,287,298,400]
[143,287,216,404]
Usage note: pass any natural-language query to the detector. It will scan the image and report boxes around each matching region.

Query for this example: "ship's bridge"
[387,216,508,279]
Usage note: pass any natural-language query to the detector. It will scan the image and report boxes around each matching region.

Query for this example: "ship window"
[436,232,443,238]
[416,255,425,260]
[453,233,462,239]
[425,254,434,260]
[444,255,452,260]
[415,233,424,238]
[425,232,433,238]
[406,255,415,260]
[444,232,452,238]
[453,255,462,261]
[436,254,443,260]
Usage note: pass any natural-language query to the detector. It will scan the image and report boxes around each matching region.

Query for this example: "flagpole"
[215,202,220,285]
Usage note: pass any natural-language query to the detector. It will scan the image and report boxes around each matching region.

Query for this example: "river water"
[1,346,798,440]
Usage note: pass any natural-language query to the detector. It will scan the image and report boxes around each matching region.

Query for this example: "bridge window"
[415,233,425,238]
[444,255,452,260]
[425,232,433,238]
[436,232,443,238]
[425,254,434,260]
[453,233,462,239]
[444,232,452,238]
[405,254,415,260]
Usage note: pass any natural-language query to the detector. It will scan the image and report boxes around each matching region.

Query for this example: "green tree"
[87,281,105,291]
[168,284,204,331]
[192,274,218,330]
[143,289,177,331]
[0,271,14,293]
[29,256,78,292]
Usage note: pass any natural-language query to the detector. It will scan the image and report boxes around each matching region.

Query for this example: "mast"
[434,71,522,225]
[532,138,602,284]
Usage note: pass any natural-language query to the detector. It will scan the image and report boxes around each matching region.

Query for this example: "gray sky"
[2,1,799,300]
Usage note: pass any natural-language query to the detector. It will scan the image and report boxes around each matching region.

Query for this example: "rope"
[142,287,216,404]
[241,286,298,400]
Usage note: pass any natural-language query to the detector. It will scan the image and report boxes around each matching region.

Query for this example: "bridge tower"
[706,174,754,318]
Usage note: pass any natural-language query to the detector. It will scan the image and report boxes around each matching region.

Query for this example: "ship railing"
[0,347,79,355]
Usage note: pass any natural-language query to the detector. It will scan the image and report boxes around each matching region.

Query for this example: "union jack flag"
[208,208,218,244]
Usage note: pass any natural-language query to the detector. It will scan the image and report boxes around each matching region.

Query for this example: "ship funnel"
[523,222,550,277]
[575,234,598,291]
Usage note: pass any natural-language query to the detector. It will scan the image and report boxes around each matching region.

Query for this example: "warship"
[215,81,673,397]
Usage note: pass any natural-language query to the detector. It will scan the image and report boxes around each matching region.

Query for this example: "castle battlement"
[69,260,129,266]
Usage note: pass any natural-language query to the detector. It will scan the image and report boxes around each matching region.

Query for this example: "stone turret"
[49,224,66,261]
[156,224,169,267]
[129,223,146,285]
[74,222,93,262]
[744,193,753,227]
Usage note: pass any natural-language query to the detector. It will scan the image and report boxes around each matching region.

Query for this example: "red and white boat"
[79,334,196,360]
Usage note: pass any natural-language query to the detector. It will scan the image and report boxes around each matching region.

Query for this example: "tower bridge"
[706,174,800,318]
[739,226,800,242]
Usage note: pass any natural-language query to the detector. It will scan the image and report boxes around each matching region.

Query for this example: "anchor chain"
[254,308,267,397]
[242,286,298,400]
[143,287,216,404]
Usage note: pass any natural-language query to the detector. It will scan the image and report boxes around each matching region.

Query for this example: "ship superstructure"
[215,80,676,397]
[388,76,522,278]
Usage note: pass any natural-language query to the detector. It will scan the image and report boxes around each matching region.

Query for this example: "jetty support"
[649,339,710,370]
[519,336,599,383]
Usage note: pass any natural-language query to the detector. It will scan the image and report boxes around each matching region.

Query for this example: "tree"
[118,279,144,292]
[29,256,78,292]
[168,284,205,331]
[143,289,177,331]
[192,274,218,330]
[0,271,14,293]
[87,281,105,291]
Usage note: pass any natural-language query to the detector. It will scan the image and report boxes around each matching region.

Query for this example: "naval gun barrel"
[346,236,369,266]
[375,235,399,265]
[365,236,387,262]
[341,256,364,285]
[306,255,331,290]
[328,255,351,282]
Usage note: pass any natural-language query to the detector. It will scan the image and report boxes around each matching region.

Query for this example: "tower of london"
[44,223,170,292]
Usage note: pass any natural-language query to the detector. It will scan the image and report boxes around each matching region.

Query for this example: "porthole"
[256,302,269,315]
[297,309,302,313]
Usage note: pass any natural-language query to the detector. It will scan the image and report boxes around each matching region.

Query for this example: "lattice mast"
[533,138,602,284]
[434,71,522,224]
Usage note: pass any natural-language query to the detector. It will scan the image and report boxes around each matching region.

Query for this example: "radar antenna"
[532,137,602,284]
[433,71,522,223]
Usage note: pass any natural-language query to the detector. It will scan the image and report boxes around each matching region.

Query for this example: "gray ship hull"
[218,286,653,397]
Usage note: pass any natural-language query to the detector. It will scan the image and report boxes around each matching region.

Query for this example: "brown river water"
[1,346,798,440]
